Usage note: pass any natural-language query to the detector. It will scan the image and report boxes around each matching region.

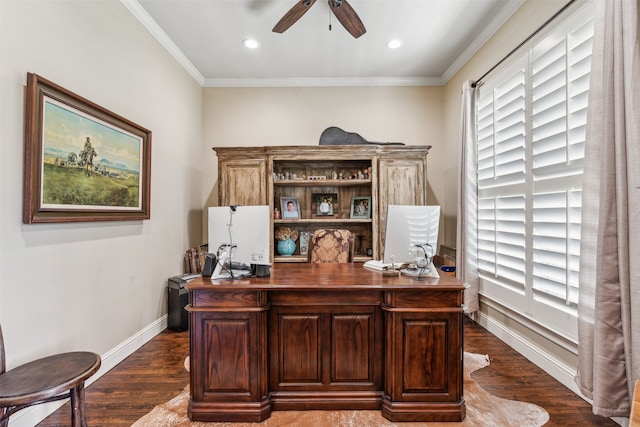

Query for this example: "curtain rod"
[472,0,578,88]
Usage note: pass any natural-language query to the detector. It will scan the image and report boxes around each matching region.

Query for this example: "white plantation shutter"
[475,4,593,339]
[477,58,528,309]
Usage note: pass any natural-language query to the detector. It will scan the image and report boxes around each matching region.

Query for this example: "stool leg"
[0,407,9,427]
[70,383,87,427]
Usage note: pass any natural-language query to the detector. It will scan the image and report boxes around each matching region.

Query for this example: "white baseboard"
[475,311,584,397]
[8,315,168,427]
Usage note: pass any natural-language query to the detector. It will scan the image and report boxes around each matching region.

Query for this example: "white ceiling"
[124,0,525,87]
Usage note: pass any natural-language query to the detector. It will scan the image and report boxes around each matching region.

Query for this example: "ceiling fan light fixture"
[242,39,260,49]
[273,0,365,38]
[387,39,404,49]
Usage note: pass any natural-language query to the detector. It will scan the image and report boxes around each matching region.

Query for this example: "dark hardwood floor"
[37,317,618,426]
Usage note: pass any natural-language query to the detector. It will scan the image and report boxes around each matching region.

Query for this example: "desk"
[186,263,466,422]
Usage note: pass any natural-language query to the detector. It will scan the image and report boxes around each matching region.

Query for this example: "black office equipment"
[168,274,198,331]
[201,253,216,277]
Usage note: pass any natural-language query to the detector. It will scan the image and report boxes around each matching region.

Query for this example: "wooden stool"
[0,325,101,427]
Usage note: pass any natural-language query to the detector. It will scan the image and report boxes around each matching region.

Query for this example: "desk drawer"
[270,290,381,306]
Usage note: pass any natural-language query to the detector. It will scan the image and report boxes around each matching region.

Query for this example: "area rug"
[132,352,549,427]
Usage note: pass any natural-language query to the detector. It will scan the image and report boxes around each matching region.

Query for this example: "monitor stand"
[251,264,271,277]
[399,260,440,279]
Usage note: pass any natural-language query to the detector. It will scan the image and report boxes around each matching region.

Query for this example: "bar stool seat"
[0,324,100,427]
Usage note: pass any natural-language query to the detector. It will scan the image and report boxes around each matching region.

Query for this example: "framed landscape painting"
[23,73,152,223]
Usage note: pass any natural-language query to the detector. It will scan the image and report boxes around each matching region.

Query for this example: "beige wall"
[0,1,202,413]
[202,86,448,241]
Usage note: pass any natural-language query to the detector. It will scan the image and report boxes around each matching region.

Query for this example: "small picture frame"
[313,193,337,216]
[350,196,371,219]
[280,197,300,219]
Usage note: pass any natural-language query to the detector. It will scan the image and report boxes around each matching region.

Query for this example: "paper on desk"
[363,260,404,271]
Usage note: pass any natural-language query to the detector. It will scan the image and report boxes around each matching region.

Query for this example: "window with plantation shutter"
[474,3,593,340]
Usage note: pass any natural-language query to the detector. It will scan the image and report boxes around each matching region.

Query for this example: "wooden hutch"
[213,144,431,262]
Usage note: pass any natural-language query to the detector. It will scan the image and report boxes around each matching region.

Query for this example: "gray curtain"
[575,0,640,418]
[457,80,479,313]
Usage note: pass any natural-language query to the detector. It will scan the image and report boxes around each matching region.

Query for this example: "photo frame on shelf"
[280,197,300,219]
[313,193,337,216]
[23,73,152,223]
[350,196,371,219]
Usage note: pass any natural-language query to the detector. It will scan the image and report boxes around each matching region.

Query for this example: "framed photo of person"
[313,193,337,216]
[280,197,300,219]
[350,196,371,219]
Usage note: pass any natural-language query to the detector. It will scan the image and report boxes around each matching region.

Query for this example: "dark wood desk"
[186,263,466,423]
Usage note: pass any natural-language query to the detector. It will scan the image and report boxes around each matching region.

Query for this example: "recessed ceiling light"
[387,39,404,49]
[242,39,260,49]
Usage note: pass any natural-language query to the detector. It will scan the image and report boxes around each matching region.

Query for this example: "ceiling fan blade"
[328,0,366,38]
[273,0,317,33]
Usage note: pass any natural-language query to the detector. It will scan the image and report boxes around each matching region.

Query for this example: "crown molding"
[121,0,206,86]
[441,0,525,84]
[203,76,443,88]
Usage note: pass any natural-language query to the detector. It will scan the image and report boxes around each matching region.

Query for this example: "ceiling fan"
[272,0,366,39]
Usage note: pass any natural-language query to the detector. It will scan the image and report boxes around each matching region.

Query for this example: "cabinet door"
[378,158,427,251]
[269,304,383,392]
[382,310,464,421]
[385,311,462,402]
[219,158,267,206]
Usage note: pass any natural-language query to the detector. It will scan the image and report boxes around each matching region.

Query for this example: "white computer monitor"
[208,205,271,278]
[383,205,441,265]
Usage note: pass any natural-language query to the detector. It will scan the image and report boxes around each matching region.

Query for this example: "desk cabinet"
[188,290,270,422]
[384,310,463,420]
[187,264,465,423]
[268,293,384,410]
